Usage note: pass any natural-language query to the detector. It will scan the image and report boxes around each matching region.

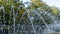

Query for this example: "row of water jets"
[0,6,60,34]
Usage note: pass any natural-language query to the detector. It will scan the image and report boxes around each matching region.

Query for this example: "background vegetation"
[0,0,60,25]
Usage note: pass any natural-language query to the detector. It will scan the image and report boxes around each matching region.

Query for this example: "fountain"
[11,5,16,34]
[0,5,60,34]
[28,14,36,34]
[40,12,60,34]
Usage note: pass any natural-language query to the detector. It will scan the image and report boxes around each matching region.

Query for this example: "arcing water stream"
[0,6,60,34]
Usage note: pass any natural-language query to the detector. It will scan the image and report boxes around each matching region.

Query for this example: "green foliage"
[0,0,25,24]
[0,0,60,25]
[30,0,59,15]
[28,0,60,24]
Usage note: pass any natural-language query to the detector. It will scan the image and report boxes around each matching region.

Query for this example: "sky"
[20,0,30,7]
[20,0,30,3]
[21,0,60,8]
[43,0,60,8]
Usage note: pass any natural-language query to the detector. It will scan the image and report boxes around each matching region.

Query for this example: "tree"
[0,0,25,25]
[51,6,59,15]
[26,0,60,24]
[0,0,59,25]
[30,0,59,15]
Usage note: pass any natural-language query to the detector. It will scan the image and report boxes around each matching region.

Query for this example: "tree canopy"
[0,0,60,25]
